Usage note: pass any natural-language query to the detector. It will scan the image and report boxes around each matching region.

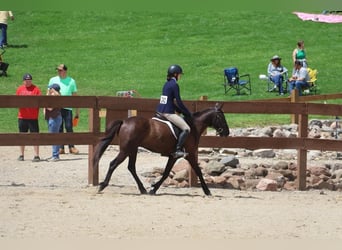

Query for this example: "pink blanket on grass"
[293,12,342,23]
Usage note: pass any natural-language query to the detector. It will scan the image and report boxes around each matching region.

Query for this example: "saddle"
[152,112,181,139]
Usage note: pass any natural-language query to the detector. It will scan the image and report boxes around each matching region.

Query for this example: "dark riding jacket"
[156,77,191,117]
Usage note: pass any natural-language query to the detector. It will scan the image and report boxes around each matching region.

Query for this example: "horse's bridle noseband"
[213,109,226,136]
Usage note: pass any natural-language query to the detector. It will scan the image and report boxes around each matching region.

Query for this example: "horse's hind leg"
[98,152,127,192]
[127,151,147,194]
[149,157,176,195]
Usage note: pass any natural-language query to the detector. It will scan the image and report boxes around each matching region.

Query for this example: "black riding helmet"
[167,64,183,76]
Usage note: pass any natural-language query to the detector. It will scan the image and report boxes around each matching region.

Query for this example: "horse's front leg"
[186,153,212,196]
[149,156,176,195]
[127,151,147,194]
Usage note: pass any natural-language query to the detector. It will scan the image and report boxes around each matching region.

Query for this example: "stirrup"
[171,150,188,159]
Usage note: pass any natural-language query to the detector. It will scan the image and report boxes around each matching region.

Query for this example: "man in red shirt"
[16,73,41,162]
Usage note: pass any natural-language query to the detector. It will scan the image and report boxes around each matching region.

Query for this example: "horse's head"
[212,103,230,137]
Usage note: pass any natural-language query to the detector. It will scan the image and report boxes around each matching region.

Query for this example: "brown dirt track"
[1,145,342,239]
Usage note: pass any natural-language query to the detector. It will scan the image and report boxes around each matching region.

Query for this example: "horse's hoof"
[140,189,148,195]
[98,182,107,193]
[148,190,156,195]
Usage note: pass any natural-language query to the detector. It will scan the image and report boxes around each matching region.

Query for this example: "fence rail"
[1,92,342,190]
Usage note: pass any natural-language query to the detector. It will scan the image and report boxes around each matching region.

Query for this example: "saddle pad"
[152,117,177,139]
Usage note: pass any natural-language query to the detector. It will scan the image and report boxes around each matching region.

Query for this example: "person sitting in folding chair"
[267,55,288,95]
[288,60,310,96]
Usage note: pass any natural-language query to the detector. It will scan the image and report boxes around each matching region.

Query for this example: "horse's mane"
[192,107,215,117]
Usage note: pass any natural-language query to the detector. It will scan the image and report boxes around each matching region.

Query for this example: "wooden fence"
[1,93,342,190]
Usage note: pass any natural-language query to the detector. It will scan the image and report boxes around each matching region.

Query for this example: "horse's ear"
[215,103,223,110]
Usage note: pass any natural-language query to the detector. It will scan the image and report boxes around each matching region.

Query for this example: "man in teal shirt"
[48,64,80,154]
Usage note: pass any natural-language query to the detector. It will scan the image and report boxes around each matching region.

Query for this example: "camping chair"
[0,49,9,77]
[302,68,318,95]
[267,72,288,94]
[223,67,251,95]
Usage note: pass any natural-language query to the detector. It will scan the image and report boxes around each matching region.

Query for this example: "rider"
[156,64,192,158]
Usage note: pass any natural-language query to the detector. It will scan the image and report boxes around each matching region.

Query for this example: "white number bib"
[160,95,168,104]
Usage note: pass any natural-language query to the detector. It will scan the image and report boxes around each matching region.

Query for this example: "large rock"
[253,149,276,158]
[244,179,260,190]
[312,180,335,191]
[212,175,228,185]
[265,170,284,181]
[273,128,291,138]
[283,181,296,191]
[288,162,297,171]
[273,161,288,170]
[308,150,322,160]
[256,178,278,191]
[278,169,296,181]
[198,148,214,154]
[255,166,268,177]
[333,169,342,182]
[308,126,321,138]
[173,169,188,182]
[203,161,227,176]
[308,175,322,186]
[244,166,267,178]
[259,126,273,137]
[219,155,239,168]
[224,168,245,176]
[308,166,331,177]
[332,163,342,173]
[172,159,190,173]
[226,176,245,190]
[309,119,323,128]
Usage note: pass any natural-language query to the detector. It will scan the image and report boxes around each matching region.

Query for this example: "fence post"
[296,112,308,190]
[88,106,101,185]
[290,89,299,124]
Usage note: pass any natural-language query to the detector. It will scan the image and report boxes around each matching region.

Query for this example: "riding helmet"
[167,64,183,76]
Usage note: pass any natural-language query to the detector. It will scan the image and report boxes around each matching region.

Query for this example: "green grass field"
[0,11,341,132]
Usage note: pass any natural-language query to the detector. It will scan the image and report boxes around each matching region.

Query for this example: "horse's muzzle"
[216,128,230,137]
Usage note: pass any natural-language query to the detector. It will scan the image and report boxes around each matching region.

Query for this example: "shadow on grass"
[6,44,28,49]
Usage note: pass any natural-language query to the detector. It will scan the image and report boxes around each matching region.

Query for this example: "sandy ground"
[1,145,342,240]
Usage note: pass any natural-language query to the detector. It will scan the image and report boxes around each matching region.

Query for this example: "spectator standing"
[292,40,307,68]
[0,11,14,48]
[44,84,62,162]
[48,64,79,154]
[16,73,41,162]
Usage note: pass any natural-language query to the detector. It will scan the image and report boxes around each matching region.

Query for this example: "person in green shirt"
[48,64,80,155]
[292,40,307,68]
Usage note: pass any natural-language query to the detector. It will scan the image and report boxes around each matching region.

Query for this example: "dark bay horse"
[93,103,229,196]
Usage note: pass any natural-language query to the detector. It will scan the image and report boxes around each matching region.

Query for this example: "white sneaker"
[47,157,59,162]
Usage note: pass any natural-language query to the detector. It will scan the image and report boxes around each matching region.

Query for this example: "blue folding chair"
[223,67,251,95]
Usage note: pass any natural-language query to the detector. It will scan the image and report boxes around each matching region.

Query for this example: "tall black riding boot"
[172,130,189,158]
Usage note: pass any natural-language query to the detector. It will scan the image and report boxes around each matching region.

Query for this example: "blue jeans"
[289,80,309,96]
[270,75,284,94]
[0,23,8,46]
[48,115,62,158]
[59,108,75,149]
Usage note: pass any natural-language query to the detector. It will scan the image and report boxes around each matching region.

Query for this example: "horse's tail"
[93,120,123,167]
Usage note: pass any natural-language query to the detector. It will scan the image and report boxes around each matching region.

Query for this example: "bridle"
[212,108,227,136]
